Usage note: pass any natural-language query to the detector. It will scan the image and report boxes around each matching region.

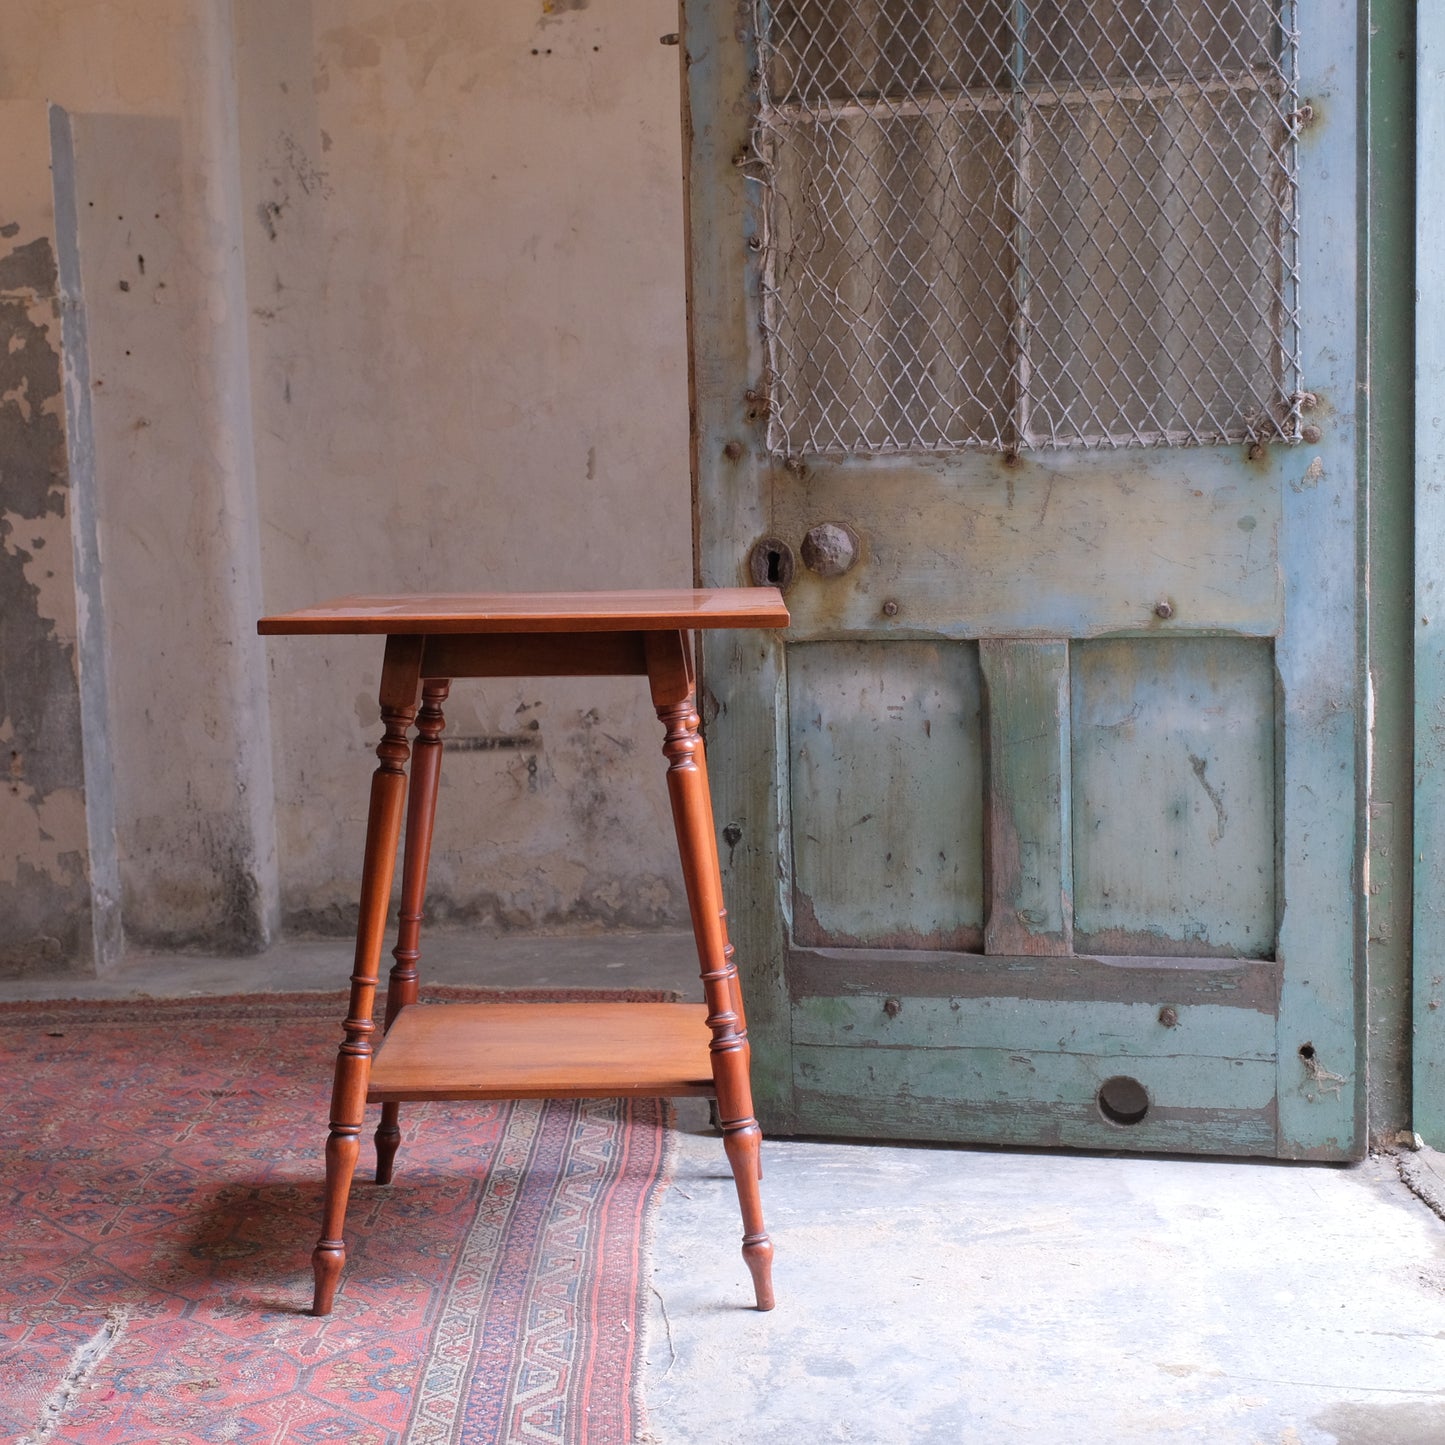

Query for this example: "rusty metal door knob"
[800,522,859,578]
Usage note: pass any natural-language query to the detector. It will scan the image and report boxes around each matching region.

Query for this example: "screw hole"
[1097,1075,1150,1127]
[1299,1043,1316,1061]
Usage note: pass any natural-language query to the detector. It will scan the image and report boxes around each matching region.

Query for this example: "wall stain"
[320,27,383,70]
[0,230,89,965]
[1188,752,1228,838]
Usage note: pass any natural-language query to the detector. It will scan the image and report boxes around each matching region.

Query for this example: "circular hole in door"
[1097,1075,1150,1127]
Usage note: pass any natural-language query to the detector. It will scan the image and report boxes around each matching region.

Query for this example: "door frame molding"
[1411,3,1445,1143]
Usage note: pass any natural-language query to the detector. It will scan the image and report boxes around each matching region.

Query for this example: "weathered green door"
[685,0,1363,1158]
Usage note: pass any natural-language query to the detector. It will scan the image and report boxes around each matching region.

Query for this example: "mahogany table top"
[258,587,789,636]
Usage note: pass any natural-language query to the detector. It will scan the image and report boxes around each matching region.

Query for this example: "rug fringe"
[631,1097,680,1443]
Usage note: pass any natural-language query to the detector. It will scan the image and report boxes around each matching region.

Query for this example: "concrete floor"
[10,931,1445,1444]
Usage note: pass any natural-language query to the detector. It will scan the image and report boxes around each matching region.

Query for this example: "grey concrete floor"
[9,931,1445,1444]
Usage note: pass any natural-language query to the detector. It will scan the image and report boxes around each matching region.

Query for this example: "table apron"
[419,630,653,679]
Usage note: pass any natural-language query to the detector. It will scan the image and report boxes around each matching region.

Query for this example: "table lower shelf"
[366,1000,717,1102]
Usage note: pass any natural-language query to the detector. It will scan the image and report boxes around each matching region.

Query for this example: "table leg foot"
[374,1106,401,1185]
[312,1122,363,1315]
[743,1236,776,1313]
[723,1119,775,1311]
[312,1241,345,1316]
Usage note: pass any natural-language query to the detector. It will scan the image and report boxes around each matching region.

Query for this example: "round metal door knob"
[800,522,860,578]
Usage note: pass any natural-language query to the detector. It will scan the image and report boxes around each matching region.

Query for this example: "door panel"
[770,456,1283,640]
[684,0,1361,1158]
[980,640,1071,955]
[1071,637,1277,959]
[788,640,985,950]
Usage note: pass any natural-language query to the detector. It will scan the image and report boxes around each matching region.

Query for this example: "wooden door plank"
[770,453,1283,641]
[1361,0,1415,1150]
[792,992,1274,1061]
[1415,3,1445,1146]
[981,640,1072,955]
[792,1044,1278,1155]
[788,945,1278,1011]
[1272,0,1362,1160]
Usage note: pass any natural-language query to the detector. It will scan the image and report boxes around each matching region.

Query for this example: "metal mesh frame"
[748,0,1304,456]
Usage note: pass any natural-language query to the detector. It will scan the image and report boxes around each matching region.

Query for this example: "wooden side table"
[257,589,788,1316]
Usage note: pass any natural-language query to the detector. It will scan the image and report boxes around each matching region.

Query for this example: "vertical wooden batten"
[1364,0,1415,1145]
[1413,4,1445,1144]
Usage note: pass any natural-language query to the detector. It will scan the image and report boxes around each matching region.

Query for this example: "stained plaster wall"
[1,0,692,971]
[0,103,118,975]
[236,0,692,935]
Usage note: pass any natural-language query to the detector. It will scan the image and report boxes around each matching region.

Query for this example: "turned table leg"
[375,677,451,1184]
[647,632,775,1311]
[313,636,422,1316]
[692,740,761,1183]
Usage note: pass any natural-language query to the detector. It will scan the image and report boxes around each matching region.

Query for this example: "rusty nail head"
[1301,423,1322,444]
[882,599,899,617]
[723,440,743,461]
[1154,600,1173,620]
[884,996,902,1018]
[1158,1005,1179,1028]
[1247,441,1265,462]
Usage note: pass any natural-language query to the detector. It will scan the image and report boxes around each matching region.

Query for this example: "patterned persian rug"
[0,989,674,1444]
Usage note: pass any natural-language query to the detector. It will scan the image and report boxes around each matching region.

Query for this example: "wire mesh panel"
[749,0,1303,455]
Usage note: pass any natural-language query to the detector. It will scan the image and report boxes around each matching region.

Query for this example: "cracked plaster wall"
[4,0,281,962]
[1,0,692,966]
[0,105,97,974]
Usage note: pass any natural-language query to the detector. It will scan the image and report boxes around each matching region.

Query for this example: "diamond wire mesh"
[748,0,1303,456]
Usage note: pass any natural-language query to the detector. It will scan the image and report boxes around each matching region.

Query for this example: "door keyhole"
[748,536,796,591]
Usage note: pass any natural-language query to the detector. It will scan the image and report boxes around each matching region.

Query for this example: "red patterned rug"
[0,989,674,1444]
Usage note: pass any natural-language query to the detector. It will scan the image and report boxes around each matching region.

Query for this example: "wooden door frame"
[1410,2,1445,1144]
